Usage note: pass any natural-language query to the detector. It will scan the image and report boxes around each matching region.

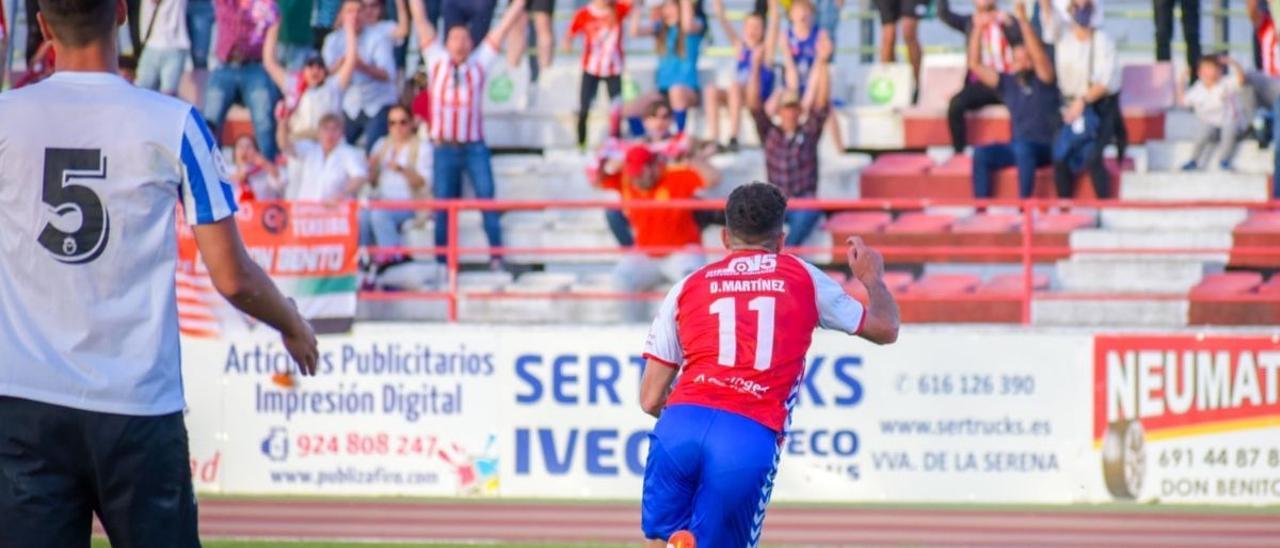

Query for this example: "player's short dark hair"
[37,0,117,48]
[725,182,788,244]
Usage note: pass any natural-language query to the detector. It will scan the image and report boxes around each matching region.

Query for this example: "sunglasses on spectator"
[388,118,411,126]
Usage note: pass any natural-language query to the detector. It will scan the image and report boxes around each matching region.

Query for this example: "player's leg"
[641,405,711,545]
[89,410,200,548]
[688,409,782,547]
[0,397,96,547]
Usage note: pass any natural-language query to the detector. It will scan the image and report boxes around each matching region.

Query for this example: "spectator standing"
[205,0,281,159]
[323,0,398,152]
[968,1,1059,199]
[1176,56,1246,172]
[564,0,633,149]
[277,113,370,201]
[277,0,318,71]
[507,0,557,78]
[707,0,782,151]
[938,0,1023,154]
[612,145,717,322]
[747,30,832,248]
[187,0,214,70]
[632,0,706,134]
[1040,0,1119,199]
[420,0,528,269]
[1152,0,1199,82]
[231,135,287,201]
[874,0,926,101]
[361,104,432,273]
[135,0,191,96]
[264,11,358,140]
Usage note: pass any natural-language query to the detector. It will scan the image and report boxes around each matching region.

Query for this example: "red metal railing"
[358,197,1280,323]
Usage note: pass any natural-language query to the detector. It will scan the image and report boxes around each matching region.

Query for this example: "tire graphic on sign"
[1101,419,1146,500]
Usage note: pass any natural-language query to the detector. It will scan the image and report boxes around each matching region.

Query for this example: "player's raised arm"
[848,236,900,344]
[181,111,319,374]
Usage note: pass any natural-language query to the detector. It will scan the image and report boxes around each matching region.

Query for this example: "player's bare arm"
[849,236,900,345]
[639,359,679,418]
[194,218,320,374]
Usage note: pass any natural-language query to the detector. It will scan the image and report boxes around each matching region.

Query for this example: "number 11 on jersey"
[709,296,776,371]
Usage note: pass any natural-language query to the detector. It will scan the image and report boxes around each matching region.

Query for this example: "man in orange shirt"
[613,145,719,322]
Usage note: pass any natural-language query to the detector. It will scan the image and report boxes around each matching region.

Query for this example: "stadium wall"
[180,325,1280,505]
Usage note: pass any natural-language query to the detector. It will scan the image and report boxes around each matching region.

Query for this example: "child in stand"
[704,0,785,151]
[1178,55,1247,172]
[564,0,634,149]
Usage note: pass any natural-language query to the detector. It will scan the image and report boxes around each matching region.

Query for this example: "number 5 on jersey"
[709,296,776,371]
[38,148,110,264]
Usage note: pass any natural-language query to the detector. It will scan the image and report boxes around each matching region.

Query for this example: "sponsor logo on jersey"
[707,254,778,278]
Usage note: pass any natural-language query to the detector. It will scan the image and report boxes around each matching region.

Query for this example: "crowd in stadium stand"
[2,0,1276,292]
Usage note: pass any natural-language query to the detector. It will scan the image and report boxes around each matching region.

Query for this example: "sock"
[673,109,688,132]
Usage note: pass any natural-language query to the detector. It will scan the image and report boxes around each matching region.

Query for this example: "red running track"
[120,499,1280,546]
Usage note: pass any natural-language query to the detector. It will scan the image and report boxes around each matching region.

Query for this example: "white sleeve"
[643,276,689,367]
[801,260,866,335]
[1094,34,1121,94]
[179,108,238,225]
[345,147,369,180]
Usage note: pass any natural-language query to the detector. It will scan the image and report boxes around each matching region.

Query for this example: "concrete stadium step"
[1032,298,1189,327]
[1055,256,1223,293]
[1068,229,1234,262]
[1099,208,1249,231]
[1117,171,1272,201]
[1144,139,1274,175]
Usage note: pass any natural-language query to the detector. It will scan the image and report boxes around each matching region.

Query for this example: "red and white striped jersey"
[1261,17,1280,77]
[422,42,498,143]
[980,21,1014,74]
[569,1,632,77]
[644,251,866,432]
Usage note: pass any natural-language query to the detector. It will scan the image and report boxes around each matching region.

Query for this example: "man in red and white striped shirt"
[565,0,633,147]
[419,0,526,269]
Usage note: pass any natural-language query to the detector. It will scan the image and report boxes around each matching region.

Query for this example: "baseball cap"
[624,145,655,178]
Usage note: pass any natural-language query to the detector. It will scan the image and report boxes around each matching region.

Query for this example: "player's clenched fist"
[846,236,885,283]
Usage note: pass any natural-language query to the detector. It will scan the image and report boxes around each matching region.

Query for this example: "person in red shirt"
[612,144,719,322]
[637,182,899,546]
[564,0,632,148]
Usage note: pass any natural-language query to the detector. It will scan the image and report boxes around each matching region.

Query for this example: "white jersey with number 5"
[0,72,237,416]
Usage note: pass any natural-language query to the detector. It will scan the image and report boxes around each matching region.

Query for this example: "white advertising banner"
[179,325,1278,504]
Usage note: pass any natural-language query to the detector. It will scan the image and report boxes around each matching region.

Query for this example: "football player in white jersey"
[0,1,318,545]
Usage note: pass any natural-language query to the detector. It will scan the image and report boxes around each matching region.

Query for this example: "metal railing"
[357,197,1280,323]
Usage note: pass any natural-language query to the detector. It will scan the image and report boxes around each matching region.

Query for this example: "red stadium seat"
[1230,212,1280,268]
[1119,63,1174,143]
[1189,272,1263,298]
[976,273,1051,295]
[1260,276,1280,295]
[826,211,893,235]
[883,212,956,234]
[905,274,981,295]
[1034,213,1095,233]
[882,271,915,292]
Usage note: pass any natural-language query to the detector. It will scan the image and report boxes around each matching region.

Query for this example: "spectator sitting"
[747,31,833,248]
[506,0,557,80]
[1176,56,1247,172]
[612,145,719,322]
[706,0,784,152]
[323,0,398,153]
[968,1,1059,199]
[231,135,287,201]
[563,0,634,149]
[419,0,528,270]
[1039,0,1120,199]
[135,0,191,96]
[264,14,358,141]
[938,0,1023,155]
[361,105,432,275]
[587,136,639,247]
[631,0,706,135]
[205,0,281,159]
[277,112,370,202]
